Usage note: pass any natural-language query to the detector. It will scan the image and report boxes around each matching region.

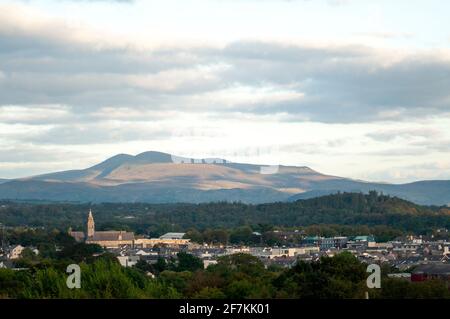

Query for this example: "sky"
[0,0,450,183]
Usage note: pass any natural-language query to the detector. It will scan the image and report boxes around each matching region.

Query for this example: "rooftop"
[159,232,186,240]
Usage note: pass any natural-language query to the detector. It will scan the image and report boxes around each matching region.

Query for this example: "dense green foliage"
[1,247,449,299]
[1,192,449,242]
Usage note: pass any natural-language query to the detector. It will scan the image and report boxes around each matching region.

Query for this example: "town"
[2,210,450,285]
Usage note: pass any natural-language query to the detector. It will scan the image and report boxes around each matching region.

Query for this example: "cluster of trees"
[1,192,449,240]
[1,242,449,299]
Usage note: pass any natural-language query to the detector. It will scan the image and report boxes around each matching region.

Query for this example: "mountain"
[0,151,449,205]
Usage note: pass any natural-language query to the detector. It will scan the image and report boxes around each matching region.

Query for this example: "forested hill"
[0,192,449,235]
[285,191,438,215]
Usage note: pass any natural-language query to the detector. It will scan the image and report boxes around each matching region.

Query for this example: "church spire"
[87,209,95,238]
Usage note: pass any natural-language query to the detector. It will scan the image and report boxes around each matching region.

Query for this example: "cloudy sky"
[0,0,450,183]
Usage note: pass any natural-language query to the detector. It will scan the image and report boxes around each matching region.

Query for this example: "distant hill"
[0,151,449,205]
[288,180,450,206]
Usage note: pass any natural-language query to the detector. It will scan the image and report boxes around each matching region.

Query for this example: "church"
[69,210,135,248]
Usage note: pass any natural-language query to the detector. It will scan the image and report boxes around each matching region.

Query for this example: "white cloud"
[189,85,305,109]
[1,0,450,182]
[0,105,71,124]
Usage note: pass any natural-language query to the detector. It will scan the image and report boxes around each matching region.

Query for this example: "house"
[302,236,322,246]
[117,255,140,267]
[411,264,450,282]
[224,247,250,255]
[301,236,348,250]
[135,249,158,257]
[387,273,411,281]
[444,246,450,256]
[203,259,218,269]
[394,256,423,271]
[8,245,25,260]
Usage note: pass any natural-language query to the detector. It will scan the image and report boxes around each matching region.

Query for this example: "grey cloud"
[366,128,441,142]
[278,139,350,155]
[216,42,450,122]
[363,148,426,157]
[0,147,89,163]
[26,124,172,145]
[411,139,450,153]
[23,0,134,2]
[0,147,95,179]
[0,24,222,108]
[1,19,450,124]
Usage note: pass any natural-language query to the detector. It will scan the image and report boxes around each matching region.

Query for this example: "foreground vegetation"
[1,192,449,299]
[1,239,449,299]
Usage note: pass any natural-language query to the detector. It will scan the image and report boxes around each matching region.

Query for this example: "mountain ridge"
[1,151,449,205]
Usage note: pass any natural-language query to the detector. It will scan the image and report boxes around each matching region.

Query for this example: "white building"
[203,259,218,269]
[117,255,140,267]
[8,245,25,260]
[249,247,319,259]
[159,232,186,240]
[225,247,250,255]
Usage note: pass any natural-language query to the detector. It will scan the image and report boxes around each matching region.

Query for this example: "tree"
[213,253,266,278]
[274,252,367,299]
[176,252,203,272]
[192,287,226,299]
[224,280,254,299]
[57,243,104,263]
[134,260,154,273]
[229,226,253,244]
[153,257,168,274]
[184,229,203,243]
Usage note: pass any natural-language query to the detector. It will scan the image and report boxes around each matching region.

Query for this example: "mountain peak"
[91,153,134,169]
[134,151,173,163]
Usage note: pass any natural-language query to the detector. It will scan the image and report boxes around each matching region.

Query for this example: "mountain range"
[0,151,449,205]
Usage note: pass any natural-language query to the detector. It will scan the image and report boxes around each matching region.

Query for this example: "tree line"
[1,192,449,240]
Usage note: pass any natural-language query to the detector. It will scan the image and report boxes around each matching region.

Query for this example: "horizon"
[1,0,450,183]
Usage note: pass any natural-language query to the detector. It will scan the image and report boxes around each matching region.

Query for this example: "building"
[69,211,191,249]
[411,264,450,282]
[69,210,135,248]
[159,232,186,240]
[8,245,25,260]
[117,255,140,267]
[134,233,190,248]
[302,236,348,250]
[203,259,218,269]
[249,247,320,259]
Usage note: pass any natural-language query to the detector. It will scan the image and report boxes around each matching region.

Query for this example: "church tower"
[87,209,95,238]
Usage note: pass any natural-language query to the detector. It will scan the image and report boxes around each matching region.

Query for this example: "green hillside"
[1,192,449,238]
